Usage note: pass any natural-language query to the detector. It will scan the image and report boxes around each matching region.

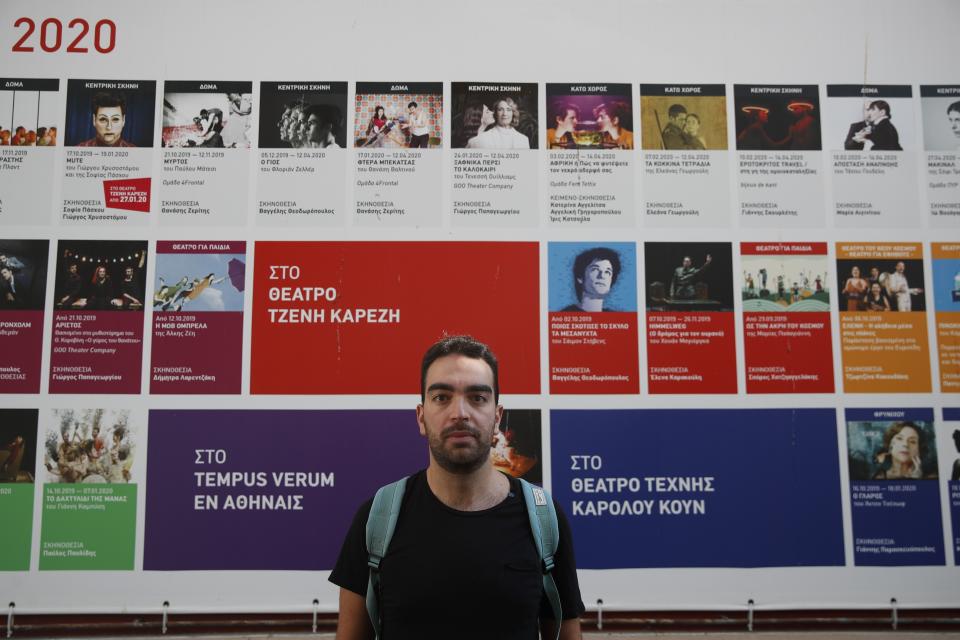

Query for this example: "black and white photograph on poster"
[60,79,156,227]
[825,85,918,227]
[0,79,59,224]
[733,85,824,227]
[353,82,442,227]
[920,86,960,226]
[450,82,538,227]
[640,85,730,227]
[159,81,252,226]
[545,84,634,227]
[256,82,347,226]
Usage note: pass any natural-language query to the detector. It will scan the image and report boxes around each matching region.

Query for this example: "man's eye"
[471,395,488,403]
[432,394,449,402]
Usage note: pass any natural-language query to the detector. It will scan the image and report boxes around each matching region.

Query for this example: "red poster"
[251,242,539,394]
[647,311,737,393]
[740,242,834,393]
[0,310,44,393]
[549,311,639,394]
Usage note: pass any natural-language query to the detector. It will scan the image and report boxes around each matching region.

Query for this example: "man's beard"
[427,422,493,474]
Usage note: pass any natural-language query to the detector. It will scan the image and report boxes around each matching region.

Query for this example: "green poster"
[0,484,35,571]
[39,483,137,570]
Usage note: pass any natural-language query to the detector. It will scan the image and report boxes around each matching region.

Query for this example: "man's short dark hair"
[407,101,418,109]
[572,247,621,300]
[594,100,630,125]
[420,335,499,402]
[304,103,343,128]
[869,100,891,118]
[947,100,960,116]
[91,91,126,116]
[668,103,687,119]
[550,102,579,123]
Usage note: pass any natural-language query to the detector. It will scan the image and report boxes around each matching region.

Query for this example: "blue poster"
[845,408,944,566]
[551,408,844,568]
[943,408,960,562]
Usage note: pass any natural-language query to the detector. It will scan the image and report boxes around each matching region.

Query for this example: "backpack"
[364,476,563,640]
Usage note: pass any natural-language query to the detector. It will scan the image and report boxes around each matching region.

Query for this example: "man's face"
[558,109,577,130]
[0,267,11,282]
[866,105,884,123]
[306,114,329,144]
[124,267,134,280]
[69,264,78,276]
[495,101,514,127]
[580,259,613,298]
[93,106,125,145]
[417,354,502,474]
[949,110,960,138]
[896,261,905,274]
[682,257,692,269]
[408,105,418,117]
[596,109,615,131]
[671,112,687,127]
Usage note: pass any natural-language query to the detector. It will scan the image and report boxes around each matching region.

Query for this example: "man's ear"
[416,404,426,437]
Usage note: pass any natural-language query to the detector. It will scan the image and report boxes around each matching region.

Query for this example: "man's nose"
[451,395,470,420]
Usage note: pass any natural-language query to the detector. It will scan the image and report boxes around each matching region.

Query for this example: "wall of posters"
[1,0,959,617]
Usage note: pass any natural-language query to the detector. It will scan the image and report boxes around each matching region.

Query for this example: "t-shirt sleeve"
[328,498,374,596]
[541,498,586,620]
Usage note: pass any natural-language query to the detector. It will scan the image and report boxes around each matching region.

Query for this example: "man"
[303,103,342,149]
[886,261,921,312]
[77,91,136,147]
[562,247,621,312]
[786,101,819,150]
[844,100,902,151]
[948,100,960,147]
[595,101,634,150]
[466,97,531,149]
[670,254,712,299]
[115,266,143,309]
[402,101,430,149]
[58,262,83,309]
[661,103,689,149]
[545,102,579,149]
[330,336,584,640]
[0,266,17,309]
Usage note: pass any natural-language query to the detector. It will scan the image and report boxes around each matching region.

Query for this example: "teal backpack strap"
[519,478,563,640]
[365,476,407,640]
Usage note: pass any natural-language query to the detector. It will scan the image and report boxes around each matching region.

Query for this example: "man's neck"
[426,462,509,512]
[579,295,604,311]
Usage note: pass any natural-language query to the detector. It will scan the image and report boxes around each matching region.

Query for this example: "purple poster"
[49,241,147,394]
[150,241,246,394]
[143,410,426,570]
[0,240,48,393]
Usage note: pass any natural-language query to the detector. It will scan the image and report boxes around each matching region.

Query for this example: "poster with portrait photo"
[836,243,931,393]
[548,242,639,394]
[740,243,834,394]
[49,240,148,395]
[39,408,142,570]
[845,408,944,567]
[645,242,736,394]
[151,241,246,395]
[942,408,960,560]
[255,82,347,226]
[825,85,917,227]
[0,408,38,571]
[639,85,730,227]
[0,79,60,225]
[60,79,156,225]
[0,240,49,393]
[545,85,633,150]
[920,86,960,225]
[450,82,538,227]
[932,244,960,392]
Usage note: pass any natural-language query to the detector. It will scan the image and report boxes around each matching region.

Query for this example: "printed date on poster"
[11,18,116,53]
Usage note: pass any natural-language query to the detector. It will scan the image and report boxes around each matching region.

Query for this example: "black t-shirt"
[329,470,585,640]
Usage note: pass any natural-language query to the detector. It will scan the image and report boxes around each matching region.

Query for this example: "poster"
[545,83,634,226]
[942,408,960,561]
[640,84,729,226]
[354,82,442,227]
[836,242,931,393]
[250,242,539,394]
[49,240,148,394]
[0,239,49,393]
[645,242,737,393]
[150,241,246,394]
[741,242,834,393]
[920,85,960,226]
[548,242,639,394]
[733,84,824,227]
[932,243,960,391]
[39,408,141,570]
[450,82,538,226]
[256,81,347,225]
[845,408,944,566]
[552,408,844,568]
[0,78,59,224]
[61,79,156,225]
[0,409,38,571]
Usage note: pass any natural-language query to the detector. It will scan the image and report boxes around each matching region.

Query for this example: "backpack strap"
[519,478,563,640]
[365,476,407,640]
